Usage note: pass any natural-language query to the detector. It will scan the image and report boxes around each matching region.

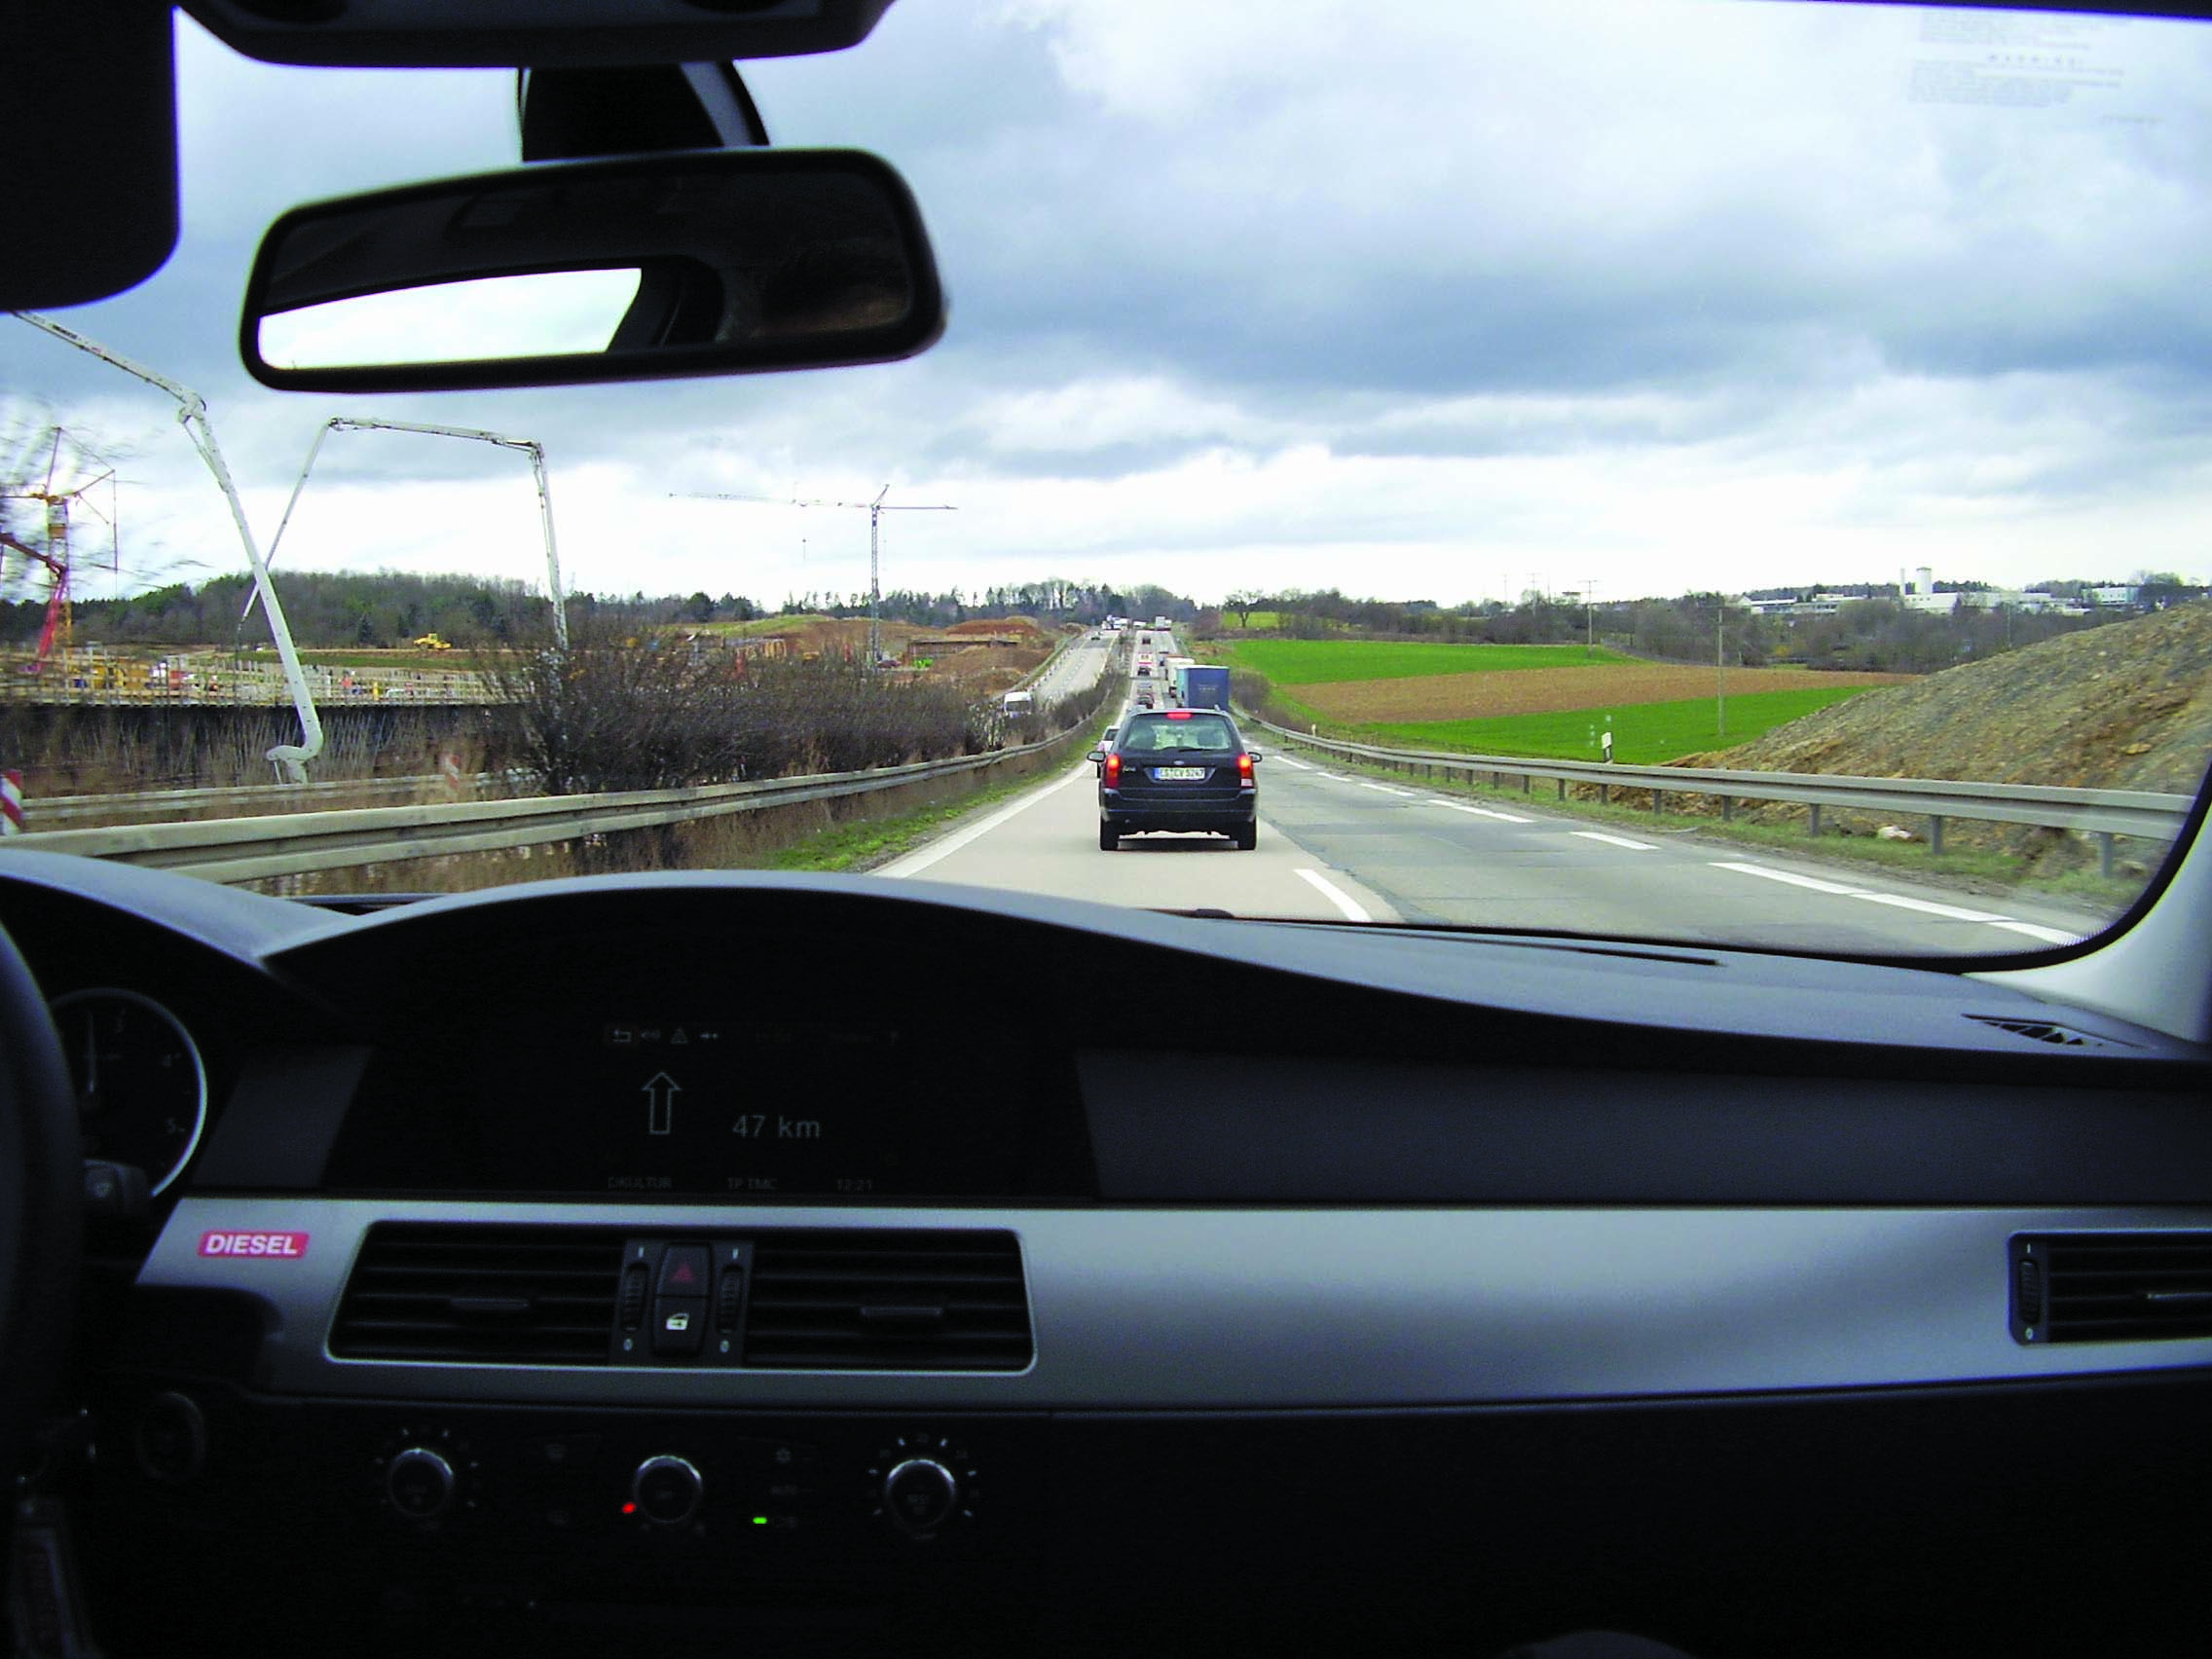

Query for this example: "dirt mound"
[1664,601,2212,874]
[946,615,1045,637]
[1306,664,1910,722]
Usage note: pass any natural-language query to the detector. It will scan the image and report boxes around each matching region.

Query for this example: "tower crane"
[1,428,117,674]
[671,484,953,664]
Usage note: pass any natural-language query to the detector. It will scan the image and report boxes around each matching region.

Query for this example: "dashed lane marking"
[1852,892,2008,923]
[1294,867,1373,922]
[1355,781,1419,797]
[1708,863,1859,896]
[1425,799,1532,824]
[1710,861,2086,945]
[1989,920,2084,946]
[1571,830,1656,851]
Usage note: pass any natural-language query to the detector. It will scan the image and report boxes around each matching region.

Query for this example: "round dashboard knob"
[386,1447,456,1520]
[882,1458,959,1533]
[632,1455,704,1526]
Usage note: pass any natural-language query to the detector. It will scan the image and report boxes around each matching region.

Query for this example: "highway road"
[1026,630,1114,702]
[882,634,2111,954]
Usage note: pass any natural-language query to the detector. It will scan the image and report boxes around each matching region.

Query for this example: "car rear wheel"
[1234,822,1258,851]
[1098,824,1119,851]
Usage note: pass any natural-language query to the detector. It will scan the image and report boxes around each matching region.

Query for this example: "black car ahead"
[1092,709,1261,850]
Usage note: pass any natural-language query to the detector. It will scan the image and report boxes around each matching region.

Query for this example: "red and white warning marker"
[1,769,23,835]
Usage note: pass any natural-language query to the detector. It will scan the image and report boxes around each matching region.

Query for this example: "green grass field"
[678,614,832,637]
[1217,639,1636,684]
[1364,685,1882,763]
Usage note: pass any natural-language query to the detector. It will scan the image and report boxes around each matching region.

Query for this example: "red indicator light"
[1166,710,1193,719]
[621,1501,637,1516]
[1105,754,1122,784]
[1237,753,1254,778]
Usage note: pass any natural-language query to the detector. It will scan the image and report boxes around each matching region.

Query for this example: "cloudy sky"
[6,0,2211,617]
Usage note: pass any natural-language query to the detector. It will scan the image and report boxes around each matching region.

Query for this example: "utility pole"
[1716,596,1727,740]
[1584,576,1597,660]
[671,485,954,665]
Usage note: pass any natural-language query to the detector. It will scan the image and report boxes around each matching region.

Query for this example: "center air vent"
[743,1230,1032,1371]
[332,1223,623,1364]
[2012,1233,2212,1344]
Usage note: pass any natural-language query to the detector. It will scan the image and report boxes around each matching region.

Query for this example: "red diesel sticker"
[199,1230,310,1259]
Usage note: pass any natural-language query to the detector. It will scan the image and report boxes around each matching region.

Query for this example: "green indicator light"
[752,1516,768,1526]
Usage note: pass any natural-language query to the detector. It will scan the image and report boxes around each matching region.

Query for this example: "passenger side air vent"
[742,1230,1032,1371]
[2011,1234,2212,1344]
[331,1223,624,1364]
[1966,1015,2125,1051]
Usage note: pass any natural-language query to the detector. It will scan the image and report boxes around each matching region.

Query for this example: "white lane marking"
[1270,754,1315,771]
[1853,892,2008,923]
[1295,866,1372,922]
[1571,830,1655,851]
[1426,799,1531,824]
[878,761,1094,878]
[1355,781,1419,796]
[1711,861,2084,944]
[1711,861,1861,896]
[1989,920,2084,946]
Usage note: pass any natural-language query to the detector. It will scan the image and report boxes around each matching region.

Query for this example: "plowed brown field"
[1301,664,1915,721]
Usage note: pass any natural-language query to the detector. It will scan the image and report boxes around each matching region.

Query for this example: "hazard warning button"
[656,1242,710,1296]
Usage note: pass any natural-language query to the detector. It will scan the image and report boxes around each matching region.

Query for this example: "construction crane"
[1,427,117,674]
[14,310,325,780]
[246,416,568,650]
[671,484,953,664]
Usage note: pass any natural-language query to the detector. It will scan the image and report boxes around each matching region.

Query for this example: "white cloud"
[10,1,2212,616]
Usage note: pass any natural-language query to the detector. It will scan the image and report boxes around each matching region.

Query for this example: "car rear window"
[1124,715,1237,752]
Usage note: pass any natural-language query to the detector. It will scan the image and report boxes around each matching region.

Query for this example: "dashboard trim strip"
[138,1198,2212,1408]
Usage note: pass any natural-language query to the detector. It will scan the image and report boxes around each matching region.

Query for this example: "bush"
[483,617,994,793]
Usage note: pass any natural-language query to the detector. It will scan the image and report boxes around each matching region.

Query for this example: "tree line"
[1209,585,2193,675]
[2,568,1210,650]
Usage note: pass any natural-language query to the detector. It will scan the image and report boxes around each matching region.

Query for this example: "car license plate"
[1154,766,1207,780]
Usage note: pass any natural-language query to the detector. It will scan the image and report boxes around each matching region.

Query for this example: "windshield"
[4,0,2208,957]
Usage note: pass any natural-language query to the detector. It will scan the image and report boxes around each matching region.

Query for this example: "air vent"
[2012,1234,2212,1344]
[1967,1015,2126,1051]
[331,1223,623,1364]
[742,1230,1032,1371]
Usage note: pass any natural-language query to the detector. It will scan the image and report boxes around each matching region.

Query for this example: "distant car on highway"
[1133,689,1154,707]
[1090,709,1262,851]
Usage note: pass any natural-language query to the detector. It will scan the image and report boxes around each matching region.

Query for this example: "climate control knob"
[385,1447,456,1521]
[632,1455,704,1526]
[882,1458,959,1534]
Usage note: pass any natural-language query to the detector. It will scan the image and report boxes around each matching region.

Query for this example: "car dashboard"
[3,850,2210,1658]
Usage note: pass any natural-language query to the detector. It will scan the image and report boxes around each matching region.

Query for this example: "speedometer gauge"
[53,988,210,1197]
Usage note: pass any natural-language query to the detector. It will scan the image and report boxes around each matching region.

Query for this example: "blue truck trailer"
[1180,664,1232,711]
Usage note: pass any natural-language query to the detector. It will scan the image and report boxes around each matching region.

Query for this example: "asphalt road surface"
[881,649,2108,954]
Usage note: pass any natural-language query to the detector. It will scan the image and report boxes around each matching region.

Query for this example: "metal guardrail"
[1244,716,2194,874]
[3,728,1089,885]
[16,770,533,829]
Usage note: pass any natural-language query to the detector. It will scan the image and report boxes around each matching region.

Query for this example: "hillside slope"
[1671,600,2212,873]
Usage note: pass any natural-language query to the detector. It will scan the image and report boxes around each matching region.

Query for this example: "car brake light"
[1237,752,1254,782]
[1105,753,1121,783]
[1166,710,1192,719]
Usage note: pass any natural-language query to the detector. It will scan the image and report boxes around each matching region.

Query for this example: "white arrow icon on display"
[643,1072,682,1135]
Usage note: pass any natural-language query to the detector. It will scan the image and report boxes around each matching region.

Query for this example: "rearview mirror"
[240,149,943,393]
